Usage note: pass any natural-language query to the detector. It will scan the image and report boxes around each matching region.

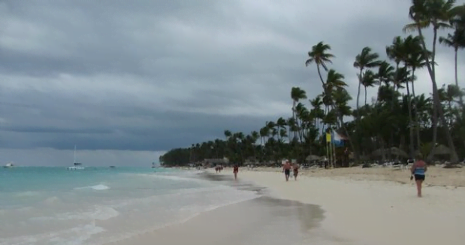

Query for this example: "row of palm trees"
[160,0,465,167]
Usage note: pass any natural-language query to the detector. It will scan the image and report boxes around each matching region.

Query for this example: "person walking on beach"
[283,161,291,181]
[293,162,300,181]
[411,153,427,197]
[233,164,239,180]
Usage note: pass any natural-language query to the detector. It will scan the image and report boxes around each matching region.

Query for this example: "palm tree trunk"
[364,86,368,107]
[406,82,414,159]
[454,48,463,105]
[416,24,459,163]
[428,104,438,162]
[356,71,362,120]
[380,136,386,163]
[316,64,325,86]
[411,68,421,152]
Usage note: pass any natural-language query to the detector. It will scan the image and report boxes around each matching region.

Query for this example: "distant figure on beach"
[233,164,239,180]
[215,166,219,173]
[411,153,427,197]
[293,162,300,181]
[283,161,291,181]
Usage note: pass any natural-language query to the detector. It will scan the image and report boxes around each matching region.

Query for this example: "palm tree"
[305,41,335,86]
[404,35,428,150]
[224,130,232,139]
[354,47,382,120]
[310,96,324,134]
[360,70,377,106]
[259,126,269,146]
[291,87,307,139]
[386,36,405,70]
[404,0,460,163]
[325,69,348,92]
[376,61,395,86]
[439,28,465,104]
[276,117,287,141]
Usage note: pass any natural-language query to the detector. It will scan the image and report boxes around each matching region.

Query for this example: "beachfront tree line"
[160,0,465,167]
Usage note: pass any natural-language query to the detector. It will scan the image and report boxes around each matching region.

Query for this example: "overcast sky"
[0,0,464,166]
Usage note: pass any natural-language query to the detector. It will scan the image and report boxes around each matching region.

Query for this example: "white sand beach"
[108,166,465,245]
[230,167,465,245]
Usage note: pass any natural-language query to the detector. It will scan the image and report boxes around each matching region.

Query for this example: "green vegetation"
[160,0,465,167]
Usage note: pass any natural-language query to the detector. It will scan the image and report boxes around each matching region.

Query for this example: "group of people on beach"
[215,165,223,173]
[282,160,299,181]
[228,153,427,197]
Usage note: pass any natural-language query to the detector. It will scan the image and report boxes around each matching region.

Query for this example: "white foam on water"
[92,193,261,245]
[0,169,262,245]
[0,222,105,245]
[15,191,41,197]
[74,184,110,191]
[42,196,62,205]
[136,173,207,183]
[30,205,120,222]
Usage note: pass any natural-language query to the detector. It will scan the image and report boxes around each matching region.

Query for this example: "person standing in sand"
[283,161,291,181]
[411,153,427,197]
[233,164,239,180]
[292,162,300,181]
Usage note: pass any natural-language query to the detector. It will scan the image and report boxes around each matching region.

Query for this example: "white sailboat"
[67,145,85,170]
[4,162,14,168]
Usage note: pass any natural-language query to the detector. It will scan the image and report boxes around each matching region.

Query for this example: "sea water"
[0,167,258,245]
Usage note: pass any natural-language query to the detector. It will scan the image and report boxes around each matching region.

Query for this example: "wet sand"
[106,173,328,245]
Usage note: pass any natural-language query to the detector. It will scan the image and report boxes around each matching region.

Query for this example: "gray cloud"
[0,0,464,165]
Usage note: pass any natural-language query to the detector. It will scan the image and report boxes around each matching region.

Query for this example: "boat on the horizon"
[67,145,85,170]
[4,162,14,168]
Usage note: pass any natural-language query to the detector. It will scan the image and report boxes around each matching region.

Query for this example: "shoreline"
[224,168,465,245]
[107,172,327,245]
[107,167,465,245]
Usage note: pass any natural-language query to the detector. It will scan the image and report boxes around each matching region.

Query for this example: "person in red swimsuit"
[233,164,239,180]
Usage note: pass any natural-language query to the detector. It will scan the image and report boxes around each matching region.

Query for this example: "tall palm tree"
[310,96,324,135]
[376,61,395,86]
[386,36,405,69]
[404,35,428,150]
[305,41,335,87]
[360,70,377,106]
[291,87,307,139]
[259,126,269,146]
[276,117,287,141]
[354,47,382,120]
[404,0,460,163]
[439,27,465,104]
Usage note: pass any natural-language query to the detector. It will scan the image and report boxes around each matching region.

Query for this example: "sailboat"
[67,145,85,170]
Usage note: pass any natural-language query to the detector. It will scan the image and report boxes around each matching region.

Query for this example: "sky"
[0,0,464,166]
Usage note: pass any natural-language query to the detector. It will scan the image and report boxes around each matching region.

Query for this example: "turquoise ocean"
[0,167,258,245]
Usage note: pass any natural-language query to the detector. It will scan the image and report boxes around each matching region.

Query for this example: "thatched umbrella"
[389,147,409,158]
[306,155,321,162]
[431,144,451,155]
[348,152,354,159]
[371,147,408,158]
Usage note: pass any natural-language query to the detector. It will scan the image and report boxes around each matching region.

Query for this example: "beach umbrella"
[389,147,408,158]
[371,148,385,156]
[306,155,321,161]
[371,147,408,158]
[431,144,451,155]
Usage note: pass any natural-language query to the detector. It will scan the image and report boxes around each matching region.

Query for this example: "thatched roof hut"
[431,144,451,155]
[306,155,322,162]
[371,147,408,158]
